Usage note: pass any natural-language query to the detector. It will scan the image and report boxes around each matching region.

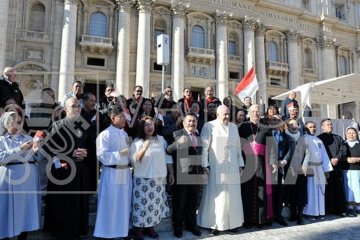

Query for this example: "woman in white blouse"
[0,111,41,240]
[130,116,174,240]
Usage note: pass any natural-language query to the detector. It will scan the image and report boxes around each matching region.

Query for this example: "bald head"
[64,97,81,119]
[216,105,230,125]
[289,91,296,100]
[3,67,17,82]
[249,104,261,124]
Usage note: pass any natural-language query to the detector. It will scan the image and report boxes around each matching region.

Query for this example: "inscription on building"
[207,0,320,32]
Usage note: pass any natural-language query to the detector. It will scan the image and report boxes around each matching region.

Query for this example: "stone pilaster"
[215,10,231,101]
[319,34,336,79]
[135,0,155,97]
[286,30,300,89]
[0,0,9,71]
[51,0,65,94]
[255,23,267,102]
[243,18,257,73]
[171,1,188,101]
[58,0,79,101]
[116,0,135,96]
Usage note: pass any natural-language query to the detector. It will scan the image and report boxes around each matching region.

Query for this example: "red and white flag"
[234,66,259,103]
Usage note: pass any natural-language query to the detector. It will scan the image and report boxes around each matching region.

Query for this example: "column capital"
[356,48,360,57]
[243,18,257,31]
[319,35,336,49]
[137,0,155,12]
[286,30,301,41]
[171,1,189,17]
[215,10,232,26]
[255,23,266,35]
[116,0,135,12]
[64,0,78,5]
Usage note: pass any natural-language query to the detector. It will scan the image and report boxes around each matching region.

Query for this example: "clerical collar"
[3,76,12,85]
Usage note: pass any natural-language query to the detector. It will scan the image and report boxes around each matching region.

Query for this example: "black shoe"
[346,209,357,217]
[186,226,201,236]
[297,218,304,225]
[143,227,159,239]
[242,222,252,229]
[211,229,219,235]
[275,217,288,226]
[173,229,183,238]
[288,216,297,222]
[228,227,240,233]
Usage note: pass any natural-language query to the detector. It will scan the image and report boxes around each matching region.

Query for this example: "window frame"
[89,12,108,37]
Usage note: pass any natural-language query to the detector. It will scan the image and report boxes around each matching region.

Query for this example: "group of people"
[0,66,360,240]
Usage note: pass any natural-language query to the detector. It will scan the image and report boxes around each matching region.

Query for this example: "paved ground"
[28,214,360,240]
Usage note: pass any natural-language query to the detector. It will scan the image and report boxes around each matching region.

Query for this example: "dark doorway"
[191,87,204,102]
[83,83,106,100]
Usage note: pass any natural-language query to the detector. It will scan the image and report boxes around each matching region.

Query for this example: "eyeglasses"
[70,105,80,109]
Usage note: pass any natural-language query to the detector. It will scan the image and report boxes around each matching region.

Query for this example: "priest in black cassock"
[317,118,347,216]
[238,104,276,227]
[42,97,91,239]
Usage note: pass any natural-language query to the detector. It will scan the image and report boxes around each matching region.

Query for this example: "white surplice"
[93,125,132,238]
[302,134,333,216]
[197,119,244,231]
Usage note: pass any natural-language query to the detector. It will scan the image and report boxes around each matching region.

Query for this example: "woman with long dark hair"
[130,116,174,240]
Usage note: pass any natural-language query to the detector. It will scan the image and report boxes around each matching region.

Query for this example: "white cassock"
[197,120,244,231]
[302,134,333,216]
[93,125,132,238]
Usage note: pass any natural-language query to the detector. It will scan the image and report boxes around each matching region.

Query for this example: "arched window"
[89,12,107,37]
[339,56,348,75]
[29,3,45,32]
[153,19,166,49]
[304,48,313,68]
[268,41,278,61]
[228,33,236,55]
[191,25,205,48]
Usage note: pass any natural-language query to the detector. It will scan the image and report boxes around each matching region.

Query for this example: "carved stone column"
[356,49,360,73]
[51,0,66,93]
[135,0,155,97]
[171,1,188,101]
[319,34,337,118]
[0,0,9,70]
[319,34,336,79]
[58,0,79,101]
[255,23,267,102]
[287,30,300,89]
[215,10,231,101]
[243,18,257,73]
[116,0,135,96]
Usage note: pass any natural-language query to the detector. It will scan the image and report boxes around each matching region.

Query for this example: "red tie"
[190,133,196,147]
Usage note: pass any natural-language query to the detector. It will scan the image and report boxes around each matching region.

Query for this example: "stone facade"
[2,0,360,118]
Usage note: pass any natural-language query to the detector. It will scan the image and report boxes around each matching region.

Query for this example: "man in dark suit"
[0,67,25,110]
[167,113,204,238]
